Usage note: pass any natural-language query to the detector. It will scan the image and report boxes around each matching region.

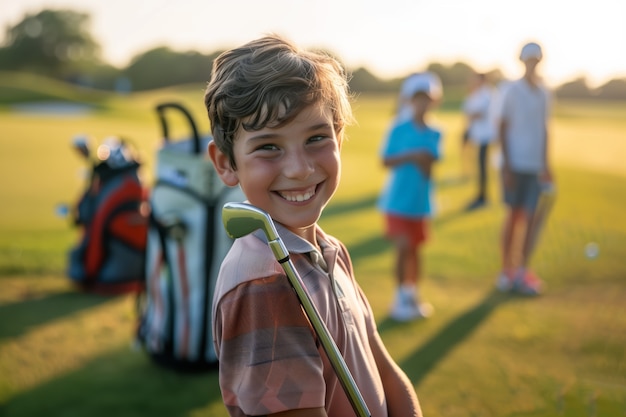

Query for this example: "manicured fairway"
[1,86,625,416]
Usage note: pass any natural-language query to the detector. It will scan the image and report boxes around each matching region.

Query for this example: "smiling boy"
[205,35,422,417]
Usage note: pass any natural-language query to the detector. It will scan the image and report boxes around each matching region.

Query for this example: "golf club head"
[222,202,278,241]
[71,135,91,159]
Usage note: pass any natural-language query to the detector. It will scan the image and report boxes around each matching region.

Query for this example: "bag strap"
[155,103,201,155]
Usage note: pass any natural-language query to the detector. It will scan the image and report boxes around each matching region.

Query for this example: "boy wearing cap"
[496,42,553,295]
[378,72,443,321]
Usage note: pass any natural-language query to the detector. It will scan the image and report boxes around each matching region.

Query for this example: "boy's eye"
[308,135,328,144]
[256,143,279,151]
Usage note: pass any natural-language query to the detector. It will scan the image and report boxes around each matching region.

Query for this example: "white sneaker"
[495,270,515,292]
[389,294,433,321]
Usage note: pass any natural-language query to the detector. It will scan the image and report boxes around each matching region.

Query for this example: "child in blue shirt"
[378,72,443,321]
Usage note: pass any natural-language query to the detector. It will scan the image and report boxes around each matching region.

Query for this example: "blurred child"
[462,72,497,210]
[206,34,423,417]
[497,42,553,295]
[378,72,443,321]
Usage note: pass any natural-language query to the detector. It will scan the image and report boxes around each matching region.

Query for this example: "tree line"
[1,9,625,101]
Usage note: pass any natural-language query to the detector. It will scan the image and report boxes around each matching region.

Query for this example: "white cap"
[400,72,443,101]
[519,42,543,61]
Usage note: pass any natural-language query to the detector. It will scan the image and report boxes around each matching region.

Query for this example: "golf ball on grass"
[55,203,69,218]
[584,242,599,259]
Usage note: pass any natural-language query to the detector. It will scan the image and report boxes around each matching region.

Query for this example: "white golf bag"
[136,103,244,371]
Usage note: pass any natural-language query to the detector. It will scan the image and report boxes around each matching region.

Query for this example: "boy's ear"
[208,141,239,187]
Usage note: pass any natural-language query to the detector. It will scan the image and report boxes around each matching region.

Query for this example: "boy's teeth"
[280,190,314,202]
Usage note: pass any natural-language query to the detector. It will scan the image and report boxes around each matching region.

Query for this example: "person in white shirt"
[496,42,553,296]
[462,72,497,210]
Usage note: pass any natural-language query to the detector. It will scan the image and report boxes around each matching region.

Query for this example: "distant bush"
[595,78,626,100]
[555,77,626,101]
[123,47,222,91]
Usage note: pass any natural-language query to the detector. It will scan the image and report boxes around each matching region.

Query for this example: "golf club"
[526,182,557,262]
[222,202,371,417]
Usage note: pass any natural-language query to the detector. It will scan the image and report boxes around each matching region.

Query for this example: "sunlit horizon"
[2,0,626,88]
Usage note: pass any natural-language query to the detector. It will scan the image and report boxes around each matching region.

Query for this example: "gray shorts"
[503,172,541,212]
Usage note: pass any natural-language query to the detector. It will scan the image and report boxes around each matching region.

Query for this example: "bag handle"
[155,102,201,155]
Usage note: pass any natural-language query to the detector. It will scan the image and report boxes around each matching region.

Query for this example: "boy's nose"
[283,150,314,180]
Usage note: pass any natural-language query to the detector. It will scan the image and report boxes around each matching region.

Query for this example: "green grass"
[0,71,111,107]
[1,77,625,416]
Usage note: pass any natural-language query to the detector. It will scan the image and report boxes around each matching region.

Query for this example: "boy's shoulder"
[387,122,442,147]
[392,118,414,131]
[395,118,442,133]
[218,224,343,284]
[425,123,443,137]
[317,226,348,255]
[218,234,283,290]
[217,223,350,286]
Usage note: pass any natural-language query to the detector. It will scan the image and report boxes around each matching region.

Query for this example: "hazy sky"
[2,0,626,87]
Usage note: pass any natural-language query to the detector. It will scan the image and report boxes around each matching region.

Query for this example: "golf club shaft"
[221,202,370,417]
[266,235,371,417]
[526,185,556,261]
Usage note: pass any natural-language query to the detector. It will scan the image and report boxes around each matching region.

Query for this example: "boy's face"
[469,74,482,90]
[410,92,433,118]
[523,57,540,74]
[210,102,341,241]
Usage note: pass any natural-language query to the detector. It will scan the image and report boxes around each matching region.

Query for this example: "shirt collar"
[252,221,334,272]
[252,221,317,254]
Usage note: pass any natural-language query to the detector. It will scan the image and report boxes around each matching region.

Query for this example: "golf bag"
[136,102,245,372]
[67,138,148,295]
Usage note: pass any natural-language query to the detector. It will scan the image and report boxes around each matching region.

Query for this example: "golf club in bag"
[222,202,371,417]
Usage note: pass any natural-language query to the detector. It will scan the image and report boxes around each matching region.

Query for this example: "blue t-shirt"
[377,120,442,218]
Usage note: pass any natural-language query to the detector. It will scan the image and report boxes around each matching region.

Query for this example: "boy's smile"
[277,184,317,202]
[212,102,341,244]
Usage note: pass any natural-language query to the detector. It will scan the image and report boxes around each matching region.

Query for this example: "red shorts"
[384,214,428,247]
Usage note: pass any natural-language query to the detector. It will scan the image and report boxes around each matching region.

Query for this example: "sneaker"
[513,269,543,296]
[389,295,433,322]
[495,270,515,292]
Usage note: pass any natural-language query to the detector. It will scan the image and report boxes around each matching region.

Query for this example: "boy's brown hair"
[204,34,353,169]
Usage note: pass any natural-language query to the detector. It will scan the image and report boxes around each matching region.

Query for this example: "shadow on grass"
[0,291,114,340]
[321,193,393,265]
[435,175,471,189]
[324,191,471,231]
[322,193,471,264]
[342,208,470,266]
[1,347,223,417]
[348,234,391,266]
[432,207,469,228]
[322,194,378,218]
[382,289,513,387]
